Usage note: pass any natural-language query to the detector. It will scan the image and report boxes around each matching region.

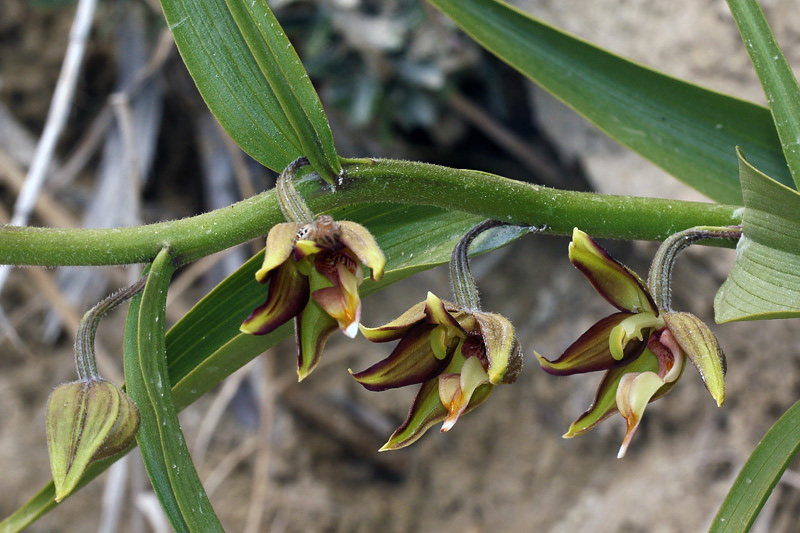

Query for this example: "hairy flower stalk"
[647,225,742,312]
[352,220,523,449]
[276,156,315,225]
[536,227,740,457]
[241,157,385,379]
[47,278,145,501]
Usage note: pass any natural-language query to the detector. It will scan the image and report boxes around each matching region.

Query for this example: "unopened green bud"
[46,378,140,502]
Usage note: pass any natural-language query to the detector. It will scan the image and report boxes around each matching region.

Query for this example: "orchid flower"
[536,228,729,457]
[240,158,385,379]
[352,291,522,449]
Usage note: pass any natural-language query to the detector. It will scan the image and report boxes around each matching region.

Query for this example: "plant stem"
[0,158,742,267]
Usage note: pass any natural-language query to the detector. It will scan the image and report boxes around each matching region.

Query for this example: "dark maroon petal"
[350,324,455,391]
[360,300,428,343]
[240,261,309,336]
[380,379,445,451]
[423,292,466,332]
[536,312,646,376]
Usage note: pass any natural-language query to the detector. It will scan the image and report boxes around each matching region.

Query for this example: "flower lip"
[439,356,491,432]
[615,371,665,458]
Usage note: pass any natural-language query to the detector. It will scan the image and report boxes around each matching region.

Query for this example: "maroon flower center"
[316,250,358,278]
[460,334,489,369]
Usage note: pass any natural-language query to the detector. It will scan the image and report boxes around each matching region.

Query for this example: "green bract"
[46,379,139,502]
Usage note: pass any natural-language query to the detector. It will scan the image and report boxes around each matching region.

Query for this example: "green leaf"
[426,0,793,204]
[711,398,800,532]
[127,249,224,531]
[3,206,527,531]
[222,0,341,181]
[122,272,188,531]
[727,0,800,189]
[160,0,339,180]
[714,150,800,322]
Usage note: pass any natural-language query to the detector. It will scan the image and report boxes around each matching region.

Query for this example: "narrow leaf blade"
[727,0,800,189]
[711,399,800,532]
[134,249,224,531]
[123,271,189,531]
[161,0,338,176]
[427,0,793,203]
[222,0,340,180]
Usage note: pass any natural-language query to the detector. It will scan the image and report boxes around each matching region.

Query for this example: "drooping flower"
[351,291,522,450]
[241,215,385,378]
[536,228,727,457]
[47,378,140,501]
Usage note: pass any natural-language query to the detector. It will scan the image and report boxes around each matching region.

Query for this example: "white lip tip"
[440,420,455,433]
[343,322,359,338]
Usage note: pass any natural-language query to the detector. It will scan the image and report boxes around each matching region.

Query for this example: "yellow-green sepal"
[296,268,337,381]
[338,220,386,280]
[256,223,300,282]
[380,377,493,451]
[473,311,521,384]
[569,228,656,314]
[359,301,428,342]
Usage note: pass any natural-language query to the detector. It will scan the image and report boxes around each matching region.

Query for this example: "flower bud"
[46,378,140,502]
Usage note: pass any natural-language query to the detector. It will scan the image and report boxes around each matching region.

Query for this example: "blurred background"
[1,0,800,531]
